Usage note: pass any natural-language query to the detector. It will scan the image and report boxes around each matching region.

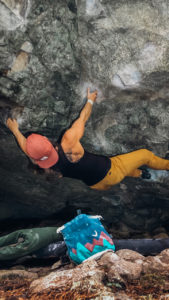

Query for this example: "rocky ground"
[0,249,169,299]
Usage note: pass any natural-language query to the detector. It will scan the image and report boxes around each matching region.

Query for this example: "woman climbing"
[6,88,169,191]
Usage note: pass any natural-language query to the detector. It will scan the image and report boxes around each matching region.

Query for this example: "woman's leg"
[114,149,169,178]
[127,169,142,177]
[90,149,169,190]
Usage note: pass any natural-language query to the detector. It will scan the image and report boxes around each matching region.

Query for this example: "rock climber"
[6,88,169,190]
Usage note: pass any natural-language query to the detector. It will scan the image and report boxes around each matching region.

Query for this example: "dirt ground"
[0,273,169,300]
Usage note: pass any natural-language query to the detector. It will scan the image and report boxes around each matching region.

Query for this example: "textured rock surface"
[29,249,169,299]
[0,250,169,299]
[0,0,169,233]
[0,269,38,280]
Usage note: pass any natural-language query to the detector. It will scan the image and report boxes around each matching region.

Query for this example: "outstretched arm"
[6,118,28,155]
[62,88,98,147]
[79,88,97,124]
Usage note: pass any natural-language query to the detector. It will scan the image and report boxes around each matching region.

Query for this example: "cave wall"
[1,0,169,235]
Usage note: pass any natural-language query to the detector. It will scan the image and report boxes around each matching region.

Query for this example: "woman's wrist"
[87,99,94,105]
[12,127,19,136]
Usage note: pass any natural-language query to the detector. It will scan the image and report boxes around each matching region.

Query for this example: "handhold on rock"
[0,106,12,126]
[0,95,24,127]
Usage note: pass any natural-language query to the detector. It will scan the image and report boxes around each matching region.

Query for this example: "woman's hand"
[6,118,19,133]
[87,88,98,103]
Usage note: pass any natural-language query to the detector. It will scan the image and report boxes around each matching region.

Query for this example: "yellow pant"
[90,149,169,191]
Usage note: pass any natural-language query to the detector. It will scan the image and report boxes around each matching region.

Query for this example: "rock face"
[30,249,169,299]
[1,249,169,299]
[0,0,169,233]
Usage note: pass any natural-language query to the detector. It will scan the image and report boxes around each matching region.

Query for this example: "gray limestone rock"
[0,0,169,234]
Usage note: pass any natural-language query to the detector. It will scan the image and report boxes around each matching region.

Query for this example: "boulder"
[30,259,105,293]
[30,249,169,298]
[143,249,169,273]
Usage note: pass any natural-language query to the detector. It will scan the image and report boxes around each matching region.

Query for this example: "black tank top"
[53,144,111,186]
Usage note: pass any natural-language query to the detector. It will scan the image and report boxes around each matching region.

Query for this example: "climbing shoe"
[165,151,169,160]
[141,168,151,179]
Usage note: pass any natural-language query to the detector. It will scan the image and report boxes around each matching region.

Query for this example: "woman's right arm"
[6,118,28,156]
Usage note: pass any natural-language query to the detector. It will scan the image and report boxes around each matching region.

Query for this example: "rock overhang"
[0,0,169,235]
